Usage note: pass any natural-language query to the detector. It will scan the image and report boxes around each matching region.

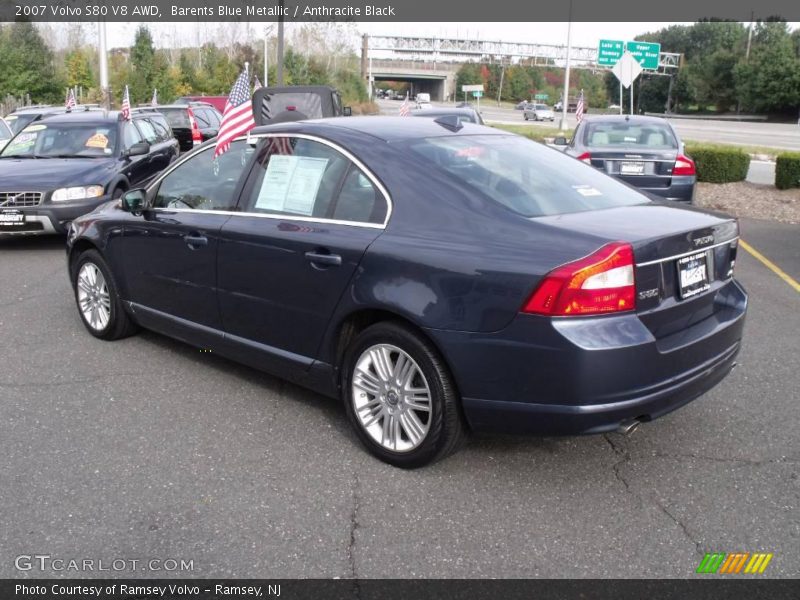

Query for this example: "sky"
[50,22,700,51]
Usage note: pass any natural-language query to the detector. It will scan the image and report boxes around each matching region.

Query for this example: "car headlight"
[51,185,104,202]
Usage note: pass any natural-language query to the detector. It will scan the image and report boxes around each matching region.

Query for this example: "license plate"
[0,211,25,226]
[677,251,710,299]
[620,161,645,175]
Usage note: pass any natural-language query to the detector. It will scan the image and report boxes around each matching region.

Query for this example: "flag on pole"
[121,85,131,121]
[399,92,410,116]
[214,65,256,158]
[254,76,262,91]
[575,89,585,123]
[151,88,158,107]
[65,88,77,110]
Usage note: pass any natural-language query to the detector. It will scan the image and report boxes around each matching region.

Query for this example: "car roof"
[35,110,126,124]
[580,114,673,126]
[134,105,207,111]
[251,115,506,143]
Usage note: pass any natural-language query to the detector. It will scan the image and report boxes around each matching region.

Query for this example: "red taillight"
[187,107,202,145]
[673,154,695,176]
[576,151,592,164]
[522,242,636,316]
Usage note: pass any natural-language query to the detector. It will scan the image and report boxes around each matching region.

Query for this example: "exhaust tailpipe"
[616,419,641,436]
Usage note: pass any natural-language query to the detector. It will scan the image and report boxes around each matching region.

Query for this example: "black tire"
[71,249,138,341]
[112,187,125,200]
[342,322,467,468]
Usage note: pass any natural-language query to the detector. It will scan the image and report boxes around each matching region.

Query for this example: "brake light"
[673,154,695,176]
[576,152,592,164]
[187,107,202,145]
[522,242,636,316]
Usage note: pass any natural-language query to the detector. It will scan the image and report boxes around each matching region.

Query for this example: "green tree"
[129,25,156,103]
[65,48,94,91]
[0,22,62,102]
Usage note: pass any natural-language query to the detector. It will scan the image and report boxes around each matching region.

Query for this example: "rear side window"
[193,109,213,128]
[583,121,677,149]
[147,115,172,141]
[242,137,386,225]
[134,119,158,144]
[407,134,648,218]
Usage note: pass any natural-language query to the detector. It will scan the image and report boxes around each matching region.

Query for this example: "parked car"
[515,101,529,110]
[65,117,746,467]
[0,110,178,236]
[252,85,351,125]
[524,103,555,122]
[0,118,12,150]
[415,101,433,110]
[175,95,228,113]
[135,103,221,152]
[554,115,696,203]
[410,106,484,125]
[4,105,103,135]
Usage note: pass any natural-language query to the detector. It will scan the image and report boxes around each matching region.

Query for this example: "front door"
[119,141,256,333]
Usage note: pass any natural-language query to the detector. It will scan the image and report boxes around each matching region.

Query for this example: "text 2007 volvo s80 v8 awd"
[66,117,747,468]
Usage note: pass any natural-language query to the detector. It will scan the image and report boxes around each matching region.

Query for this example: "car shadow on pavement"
[0,234,67,251]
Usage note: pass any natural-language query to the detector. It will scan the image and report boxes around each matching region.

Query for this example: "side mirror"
[120,189,147,214]
[124,142,150,158]
[342,106,352,117]
[553,137,568,146]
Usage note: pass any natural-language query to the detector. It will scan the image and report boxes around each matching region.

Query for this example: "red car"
[176,96,228,113]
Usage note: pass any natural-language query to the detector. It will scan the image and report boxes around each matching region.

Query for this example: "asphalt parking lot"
[1,217,798,579]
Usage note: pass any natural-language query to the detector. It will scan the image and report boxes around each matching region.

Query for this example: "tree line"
[0,22,369,111]
[455,20,800,117]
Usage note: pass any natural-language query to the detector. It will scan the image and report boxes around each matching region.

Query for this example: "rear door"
[217,134,389,371]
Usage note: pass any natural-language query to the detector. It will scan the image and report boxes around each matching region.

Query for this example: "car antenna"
[434,115,463,132]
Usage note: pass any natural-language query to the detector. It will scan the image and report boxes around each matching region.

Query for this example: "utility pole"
[497,60,505,106]
[559,0,573,131]
[264,35,268,86]
[98,22,109,109]
[277,0,285,85]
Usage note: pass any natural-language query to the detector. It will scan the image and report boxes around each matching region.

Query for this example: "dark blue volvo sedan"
[65,117,747,468]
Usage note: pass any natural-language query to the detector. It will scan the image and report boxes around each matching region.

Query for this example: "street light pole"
[277,0,284,85]
[558,0,573,131]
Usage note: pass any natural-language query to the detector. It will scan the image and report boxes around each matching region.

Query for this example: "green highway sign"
[626,41,661,70]
[598,39,662,70]
[534,93,549,100]
[598,39,624,66]
[472,91,483,98]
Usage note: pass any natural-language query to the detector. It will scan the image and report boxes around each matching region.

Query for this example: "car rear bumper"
[0,196,111,235]
[634,175,696,203]
[426,279,746,436]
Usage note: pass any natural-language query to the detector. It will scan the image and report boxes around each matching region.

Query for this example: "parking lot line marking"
[740,240,800,294]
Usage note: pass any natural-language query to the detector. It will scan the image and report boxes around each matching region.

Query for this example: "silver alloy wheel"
[352,343,432,453]
[76,262,111,332]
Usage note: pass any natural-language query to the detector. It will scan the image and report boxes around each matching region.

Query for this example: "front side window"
[122,122,143,149]
[407,134,648,217]
[153,140,254,210]
[242,137,386,225]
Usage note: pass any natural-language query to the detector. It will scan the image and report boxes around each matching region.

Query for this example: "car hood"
[0,157,117,191]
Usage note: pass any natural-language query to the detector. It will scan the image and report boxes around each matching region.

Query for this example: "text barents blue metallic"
[66,117,746,467]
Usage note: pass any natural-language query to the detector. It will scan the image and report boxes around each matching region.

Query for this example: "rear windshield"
[583,121,677,149]
[263,93,323,120]
[407,135,648,217]
[158,108,190,128]
[534,104,549,110]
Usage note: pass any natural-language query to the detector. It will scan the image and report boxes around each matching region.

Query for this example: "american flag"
[65,88,76,110]
[215,66,256,158]
[399,92,410,116]
[575,89,585,123]
[253,76,262,91]
[121,85,131,121]
[151,88,158,106]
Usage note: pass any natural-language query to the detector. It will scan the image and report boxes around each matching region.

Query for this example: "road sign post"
[611,51,643,116]
[462,84,484,112]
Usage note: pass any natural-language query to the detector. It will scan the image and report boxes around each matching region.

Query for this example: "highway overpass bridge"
[361,35,682,101]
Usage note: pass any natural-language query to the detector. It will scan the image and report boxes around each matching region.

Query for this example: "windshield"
[535,104,549,110]
[407,135,648,217]
[584,121,678,149]
[1,122,118,158]
[159,108,190,128]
